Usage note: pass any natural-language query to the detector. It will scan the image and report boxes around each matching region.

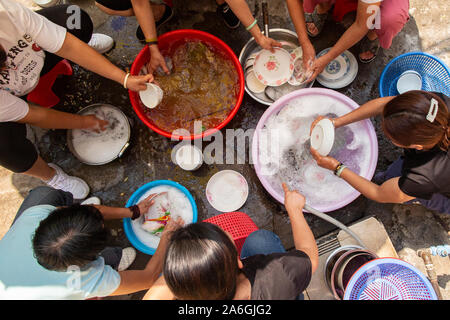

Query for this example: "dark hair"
[163,222,239,300]
[382,90,449,151]
[0,46,6,70]
[32,205,108,271]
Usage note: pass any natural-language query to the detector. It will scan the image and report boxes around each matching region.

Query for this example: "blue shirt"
[0,205,120,299]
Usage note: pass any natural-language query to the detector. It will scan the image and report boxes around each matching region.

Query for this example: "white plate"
[139,83,163,109]
[253,48,294,87]
[316,48,358,89]
[246,70,266,93]
[206,170,249,212]
[311,118,335,156]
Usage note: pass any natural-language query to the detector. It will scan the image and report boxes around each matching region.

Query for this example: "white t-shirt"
[0,0,66,122]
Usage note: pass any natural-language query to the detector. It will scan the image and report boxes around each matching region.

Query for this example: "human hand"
[310,147,340,171]
[136,192,164,215]
[282,183,306,213]
[255,34,282,52]
[84,115,109,133]
[301,42,316,81]
[309,115,337,135]
[147,45,170,75]
[126,73,154,92]
[161,216,184,238]
[308,55,329,82]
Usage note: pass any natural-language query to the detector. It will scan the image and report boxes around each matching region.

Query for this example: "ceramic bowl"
[246,69,266,94]
[310,118,335,156]
[139,83,164,109]
[396,70,422,94]
[316,48,358,89]
[175,144,203,171]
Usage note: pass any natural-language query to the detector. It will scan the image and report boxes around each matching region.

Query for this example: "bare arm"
[109,217,183,296]
[225,0,281,50]
[17,105,107,130]
[55,32,153,91]
[309,0,381,79]
[142,275,174,300]
[310,148,415,204]
[334,96,395,128]
[282,183,319,274]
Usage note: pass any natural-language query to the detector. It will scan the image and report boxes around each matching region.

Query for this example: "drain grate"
[317,234,341,256]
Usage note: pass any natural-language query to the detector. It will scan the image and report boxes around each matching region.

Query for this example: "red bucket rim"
[129,29,245,140]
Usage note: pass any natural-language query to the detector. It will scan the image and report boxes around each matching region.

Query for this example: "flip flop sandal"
[359,36,380,64]
[304,7,328,38]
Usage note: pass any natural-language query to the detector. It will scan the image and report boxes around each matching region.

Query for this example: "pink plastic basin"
[251,88,378,213]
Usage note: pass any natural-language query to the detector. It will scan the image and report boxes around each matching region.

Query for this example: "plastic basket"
[379,52,450,97]
[203,212,258,255]
[344,258,438,300]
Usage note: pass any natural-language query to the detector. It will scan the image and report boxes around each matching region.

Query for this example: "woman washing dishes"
[143,184,318,300]
[0,0,153,200]
[310,90,450,214]
[285,0,410,81]
[95,0,281,74]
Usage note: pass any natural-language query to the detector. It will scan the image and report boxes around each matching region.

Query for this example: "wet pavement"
[2,0,449,299]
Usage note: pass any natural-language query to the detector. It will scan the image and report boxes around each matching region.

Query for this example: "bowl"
[246,70,266,93]
[175,144,203,171]
[324,245,364,291]
[139,83,163,109]
[123,180,198,255]
[239,28,314,106]
[396,70,422,94]
[310,118,335,156]
[206,170,249,212]
[129,29,244,140]
[252,88,379,212]
[316,48,358,89]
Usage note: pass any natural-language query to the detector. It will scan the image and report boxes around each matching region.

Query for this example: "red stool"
[163,0,173,7]
[203,212,258,256]
[27,59,73,108]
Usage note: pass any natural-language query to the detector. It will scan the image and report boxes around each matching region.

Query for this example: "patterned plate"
[253,48,294,87]
[316,48,358,89]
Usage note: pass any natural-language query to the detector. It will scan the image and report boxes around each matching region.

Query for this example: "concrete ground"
[1,0,449,300]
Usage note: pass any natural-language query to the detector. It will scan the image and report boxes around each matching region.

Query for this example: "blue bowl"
[123,180,198,255]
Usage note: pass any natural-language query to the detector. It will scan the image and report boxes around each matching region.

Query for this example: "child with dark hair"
[0,186,182,299]
[143,184,319,300]
[310,90,450,214]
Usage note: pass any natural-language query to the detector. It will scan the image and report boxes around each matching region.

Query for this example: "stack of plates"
[316,48,358,89]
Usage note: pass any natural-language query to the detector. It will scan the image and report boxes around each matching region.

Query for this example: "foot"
[136,4,174,42]
[217,3,240,29]
[81,196,101,205]
[88,33,115,54]
[359,34,380,63]
[118,247,137,271]
[305,7,328,37]
[45,163,90,200]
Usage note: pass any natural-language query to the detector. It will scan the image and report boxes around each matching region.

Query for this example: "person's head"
[163,222,240,300]
[382,90,449,151]
[32,205,108,271]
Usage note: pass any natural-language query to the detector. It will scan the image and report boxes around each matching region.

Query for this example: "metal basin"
[239,28,314,106]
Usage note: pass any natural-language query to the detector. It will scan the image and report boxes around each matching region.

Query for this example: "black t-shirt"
[398,92,450,200]
[241,250,312,300]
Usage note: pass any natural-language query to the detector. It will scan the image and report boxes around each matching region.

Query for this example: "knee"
[246,229,279,243]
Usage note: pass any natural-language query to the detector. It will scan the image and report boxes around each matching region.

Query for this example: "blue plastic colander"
[344,258,438,300]
[379,52,450,97]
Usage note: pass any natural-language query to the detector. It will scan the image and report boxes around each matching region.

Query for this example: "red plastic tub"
[129,29,245,140]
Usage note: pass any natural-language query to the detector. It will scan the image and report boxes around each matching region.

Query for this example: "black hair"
[32,205,108,271]
[163,222,239,300]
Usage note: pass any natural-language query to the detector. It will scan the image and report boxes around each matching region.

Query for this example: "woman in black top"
[310,90,450,214]
[142,184,319,300]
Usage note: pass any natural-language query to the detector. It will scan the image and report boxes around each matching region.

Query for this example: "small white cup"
[397,70,422,94]
[175,145,203,171]
[139,83,164,109]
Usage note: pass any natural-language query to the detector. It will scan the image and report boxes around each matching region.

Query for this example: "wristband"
[334,162,343,176]
[335,163,347,177]
[246,19,258,31]
[123,72,130,89]
[146,40,158,46]
[130,205,141,220]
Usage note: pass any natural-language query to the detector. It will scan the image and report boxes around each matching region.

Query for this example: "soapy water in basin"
[258,94,371,208]
[70,105,128,164]
[131,185,194,249]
